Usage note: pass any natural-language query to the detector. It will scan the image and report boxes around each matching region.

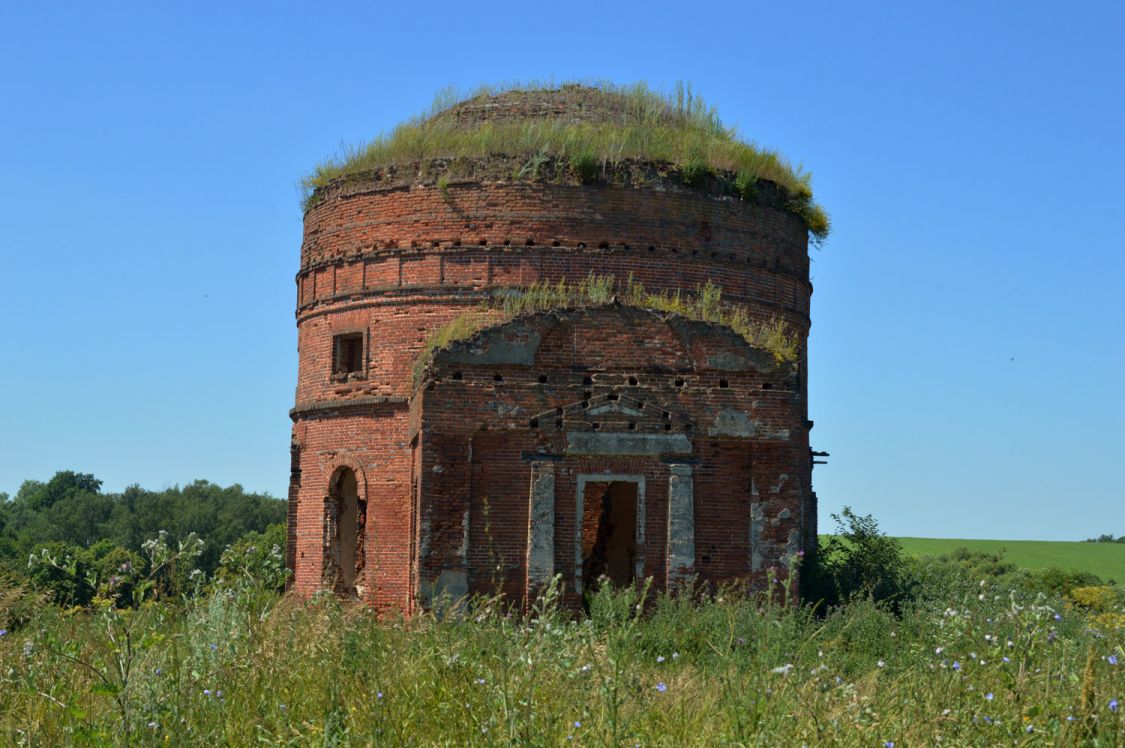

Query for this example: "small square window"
[333,333,364,377]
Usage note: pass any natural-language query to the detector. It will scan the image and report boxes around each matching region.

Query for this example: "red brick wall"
[289,178,813,613]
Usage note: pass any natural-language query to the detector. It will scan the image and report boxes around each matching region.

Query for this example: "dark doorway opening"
[326,467,366,596]
[581,481,638,593]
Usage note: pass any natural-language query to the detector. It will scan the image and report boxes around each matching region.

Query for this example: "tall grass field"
[0,532,1122,746]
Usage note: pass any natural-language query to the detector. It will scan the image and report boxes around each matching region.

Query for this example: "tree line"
[0,470,286,605]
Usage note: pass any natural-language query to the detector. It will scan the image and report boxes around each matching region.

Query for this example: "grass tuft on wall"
[303,81,830,242]
[412,273,799,387]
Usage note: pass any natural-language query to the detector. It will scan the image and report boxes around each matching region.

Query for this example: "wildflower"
[580,664,592,673]
[1026,725,1033,733]
[216,690,223,699]
[656,655,665,663]
[736,637,746,646]
[0,629,6,637]
[203,689,212,697]
[475,678,486,685]
[1053,613,1062,621]
[1007,640,1013,648]
[147,721,158,729]
[935,647,943,655]
[377,692,384,700]
[985,693,994,701]
[280,704,287,712]
[574,721,581,728]
[672,652,680,660]
[884,742,894,747]
[1110,699,1119,713]
[155,667,162,675]
[1002,657,1010,663]
[1066,715,1076,722]
[983,716,993,725]
[1109,654,1119,666]
[952,661,961,671]
[877,660,886,668]
[771,664,794,675]
[655,682,668,693]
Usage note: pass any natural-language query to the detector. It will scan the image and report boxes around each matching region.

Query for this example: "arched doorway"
[325,467,366,596]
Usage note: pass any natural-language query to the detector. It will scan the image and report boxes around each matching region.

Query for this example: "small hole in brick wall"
[628,422,636,430]
[427,382,436,391]
[494,373,503,382]
[598,241,609,249]
[691,249,699,256]
[664,423,672,431]
[452,371,462,380]
[525,238,535,246]
[556,406,563,415]
[648,245,656,252]
[636,400,646,409]
[607,393,619,401]
[671,247,678,253]
[503,239,511,246]
[552,239,561,247]
[479,238,487,245]
[622,243,630,251]
[538,374,548,383]
[762,382,773,390]
[710,252,717,258]
[555,418,563,428]
[628,376,638,385]
[675,378,685,387]
[577,242,586,249]
[719,379,729,388]
[529,418,539,429]
[591,422,600,430]
[583,391,592,399]
[662,411,670,420]
[583,376,593,385]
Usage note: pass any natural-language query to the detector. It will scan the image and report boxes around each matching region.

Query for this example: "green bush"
[802,507,918,612]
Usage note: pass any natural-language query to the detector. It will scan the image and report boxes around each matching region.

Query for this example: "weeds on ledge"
[411,273,799,387]
[302,81,830,242]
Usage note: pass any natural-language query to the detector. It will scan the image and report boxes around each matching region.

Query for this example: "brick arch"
[321,453,369,498]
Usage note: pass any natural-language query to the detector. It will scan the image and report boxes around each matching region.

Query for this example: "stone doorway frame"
[574,473,645,595]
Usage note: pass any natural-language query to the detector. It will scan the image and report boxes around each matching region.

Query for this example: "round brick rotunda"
[287,85,825,613]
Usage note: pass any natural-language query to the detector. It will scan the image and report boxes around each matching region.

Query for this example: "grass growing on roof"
[412,273,799,387]
[303,81,830,242]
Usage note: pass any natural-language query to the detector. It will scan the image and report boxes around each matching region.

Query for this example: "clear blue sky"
[1,2,1121,540]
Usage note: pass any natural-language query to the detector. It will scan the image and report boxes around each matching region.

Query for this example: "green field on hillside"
[895,537,1125,583]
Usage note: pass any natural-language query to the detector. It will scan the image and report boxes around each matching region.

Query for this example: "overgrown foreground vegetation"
[303,81,830,242]
[414,273,798,386]
[1,513,1123,746]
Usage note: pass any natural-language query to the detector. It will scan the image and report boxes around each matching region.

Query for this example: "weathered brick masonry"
[289,88,820,614]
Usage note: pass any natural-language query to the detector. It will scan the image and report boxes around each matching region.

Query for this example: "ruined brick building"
[287,86,824,613]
